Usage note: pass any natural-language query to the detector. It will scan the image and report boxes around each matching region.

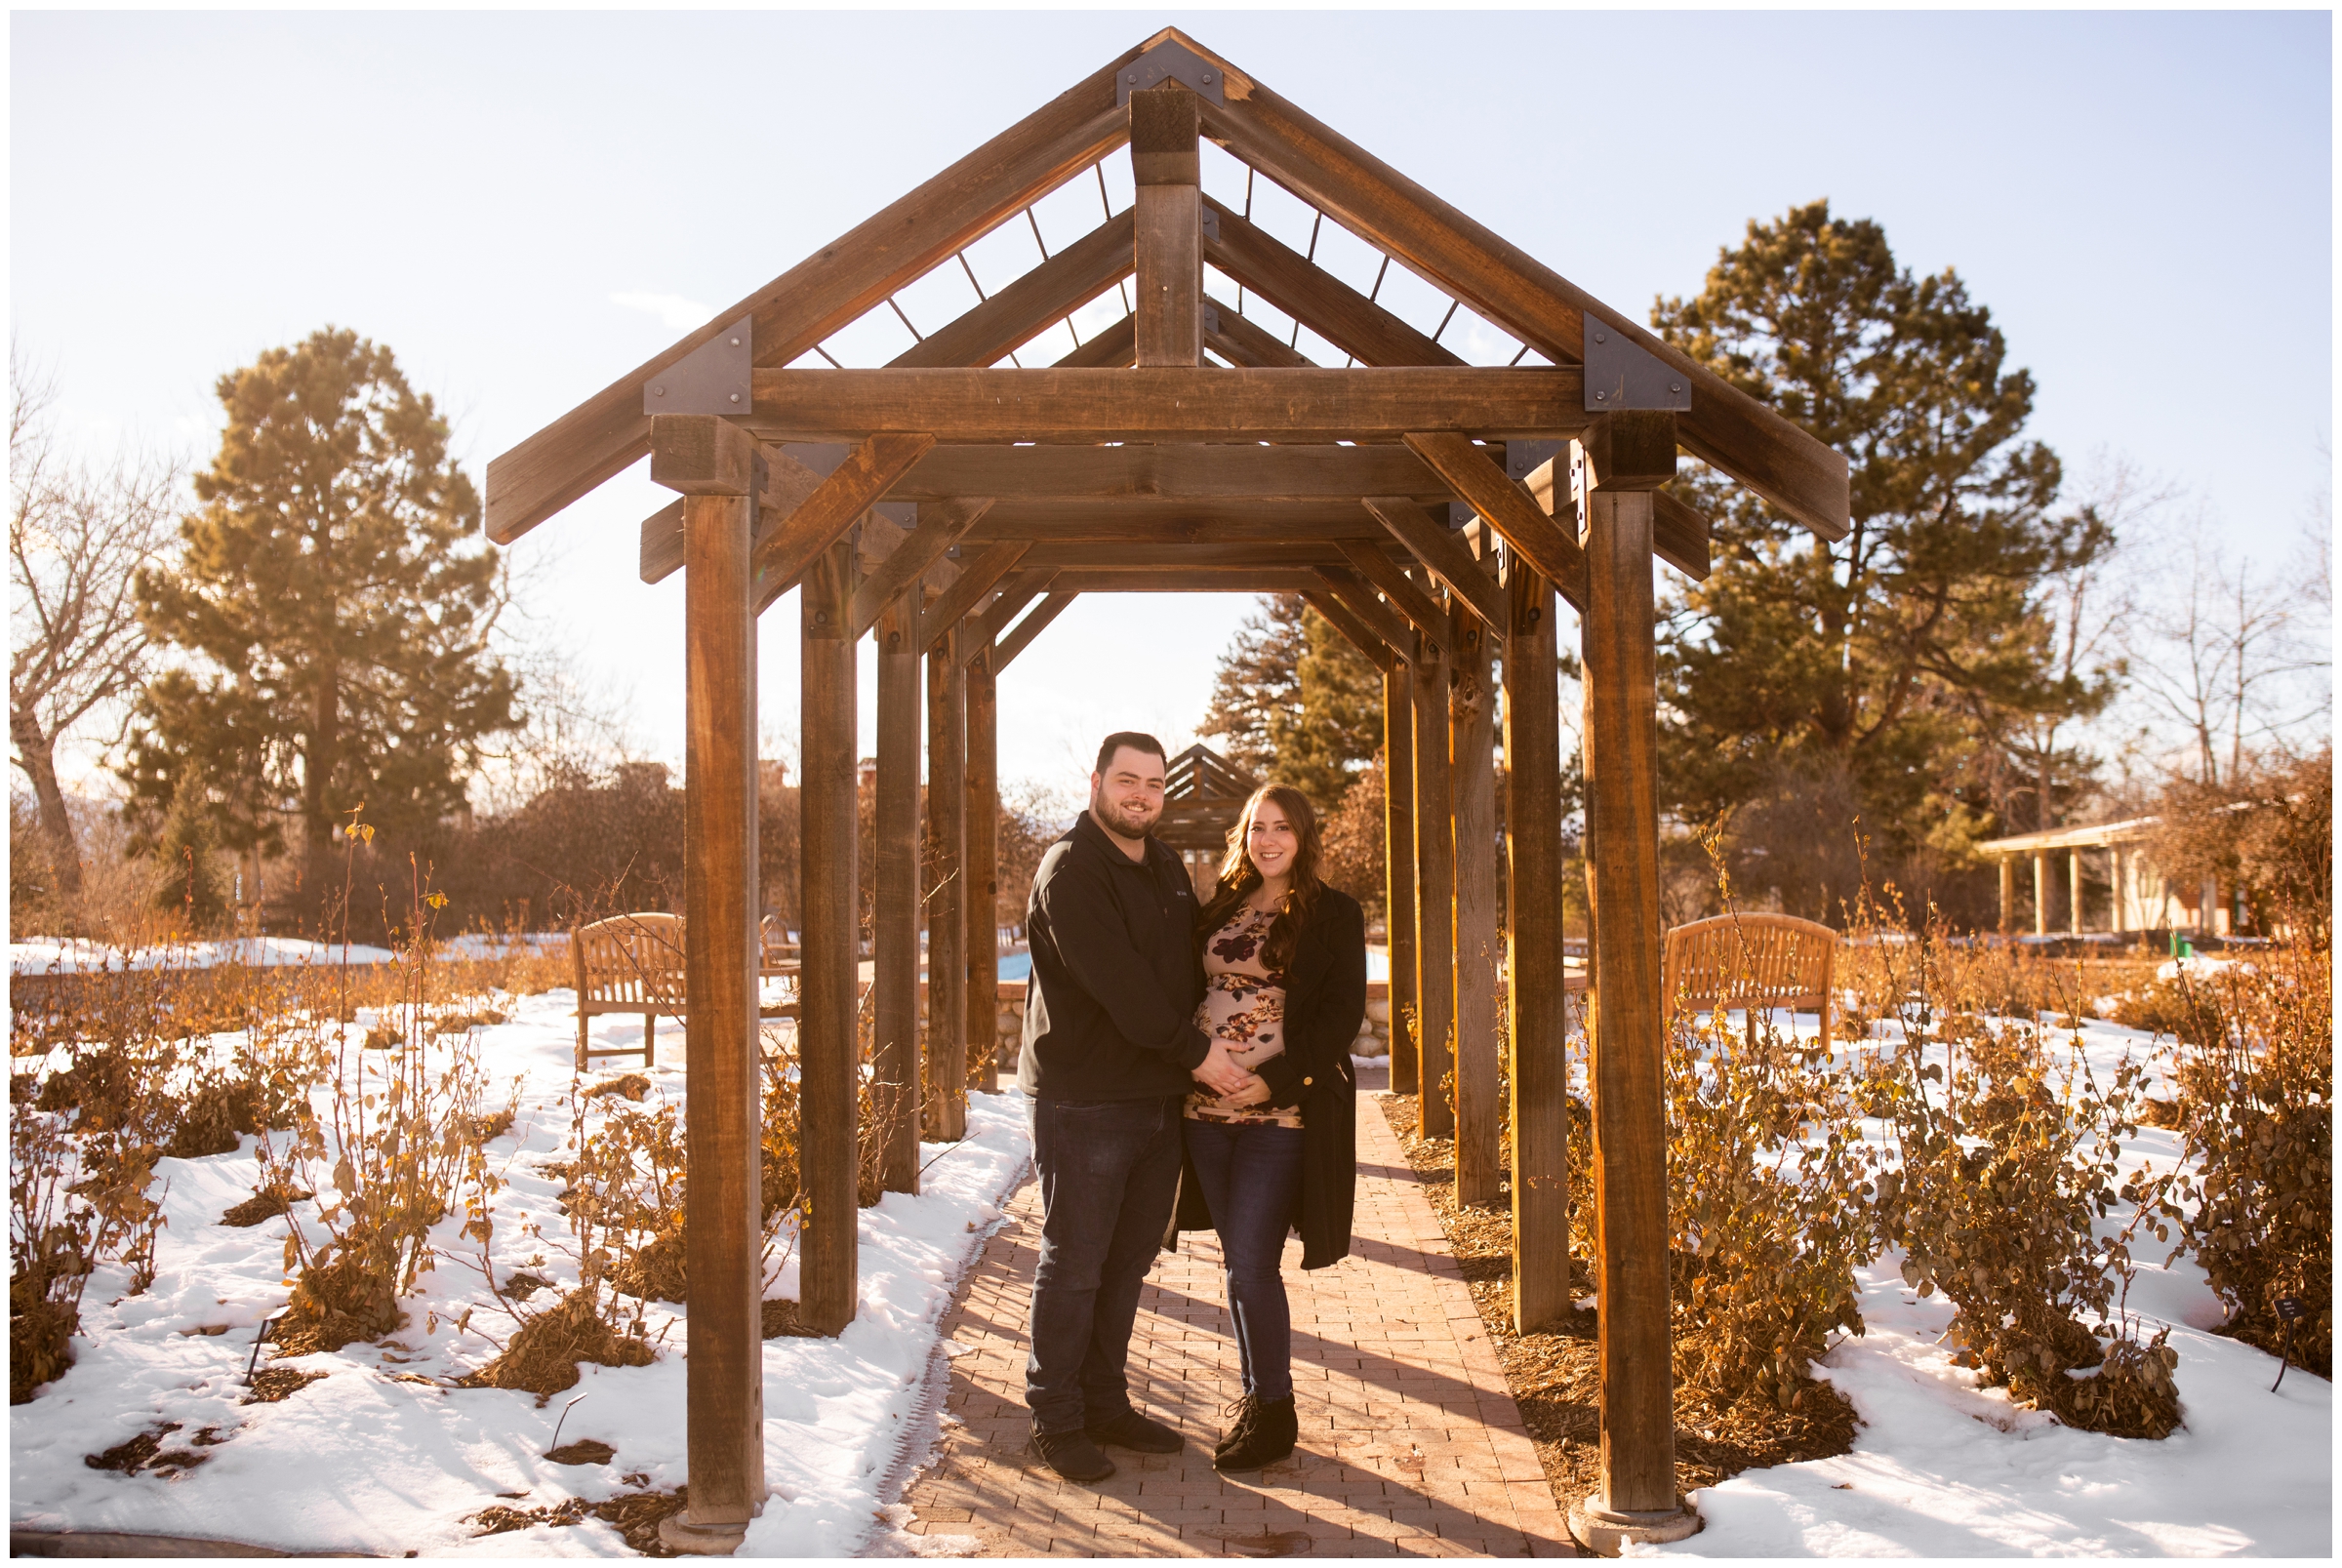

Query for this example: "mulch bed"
[1377,1095,1859,1528]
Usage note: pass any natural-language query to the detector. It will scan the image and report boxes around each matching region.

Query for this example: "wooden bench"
[572,912,803,1070]
[574,912,686,1069]
[1662,912,1837,1046]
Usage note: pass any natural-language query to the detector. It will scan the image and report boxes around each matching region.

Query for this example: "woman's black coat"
[1168,886,1367,1269]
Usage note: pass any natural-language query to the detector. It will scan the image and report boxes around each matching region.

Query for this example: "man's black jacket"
[1017,811,1209,1101]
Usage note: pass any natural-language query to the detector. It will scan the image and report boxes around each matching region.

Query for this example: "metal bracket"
[1198,202,1220,244]
[873,502,915,528]
[643,318,752,417]
[1448,503,1474,530]
[1117,38,1226,105]
[1506,440,1566,484]
[1201,303,1221,337]
[1583,312,1690,413]
[782,442,852,478]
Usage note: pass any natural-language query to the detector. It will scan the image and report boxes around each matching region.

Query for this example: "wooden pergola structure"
[487,30,1846,1555]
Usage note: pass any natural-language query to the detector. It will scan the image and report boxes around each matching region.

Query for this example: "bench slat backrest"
[1663,912,1837,1043]
[575,912,687,1011]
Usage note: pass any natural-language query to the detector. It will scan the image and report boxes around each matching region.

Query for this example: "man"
[1017,731,1257,1482]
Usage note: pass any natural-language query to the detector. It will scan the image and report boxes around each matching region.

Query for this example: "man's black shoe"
[1212,1393,1297,1472]
[1086,1407,1183,1454]
[1032,1427,1117,1482]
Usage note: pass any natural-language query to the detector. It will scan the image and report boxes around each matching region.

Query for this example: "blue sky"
[13,9,2331,798]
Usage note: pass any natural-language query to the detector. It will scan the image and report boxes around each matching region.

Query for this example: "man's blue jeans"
[1182,1116,1306,1401]
[1026,1095,1185,1435]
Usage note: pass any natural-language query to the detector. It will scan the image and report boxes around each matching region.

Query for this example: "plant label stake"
[548,1392,590,1456]
[243,1312,284,1386]
[2270,1297,2305,1392]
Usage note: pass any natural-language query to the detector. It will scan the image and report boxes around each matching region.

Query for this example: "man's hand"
[1216,1076,1272,1110]
[1191,1040,1253,1098]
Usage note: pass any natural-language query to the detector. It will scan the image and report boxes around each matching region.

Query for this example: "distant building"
[1974,817,2229,937]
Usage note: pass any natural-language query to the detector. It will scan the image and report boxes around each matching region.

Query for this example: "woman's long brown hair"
[1195,784,1323,976]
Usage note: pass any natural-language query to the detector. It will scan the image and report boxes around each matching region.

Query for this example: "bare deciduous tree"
[8,348,184,897]
[2127,513,2331,786]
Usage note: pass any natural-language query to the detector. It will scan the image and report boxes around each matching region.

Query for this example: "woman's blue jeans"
[1182,1116,1306,1401]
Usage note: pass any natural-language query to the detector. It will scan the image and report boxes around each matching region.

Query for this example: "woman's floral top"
[1186,903,1302,1129]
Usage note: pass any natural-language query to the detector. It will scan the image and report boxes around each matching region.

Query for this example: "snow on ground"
[1639,1006,2332,1558]
[9,984,1035,1556]
[11,936,400,973]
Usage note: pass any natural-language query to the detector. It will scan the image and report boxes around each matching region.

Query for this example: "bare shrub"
[2158,944,2332,1376]
[1869,929,2182,1436]
[1667,1009,1877,1412]
[460,1284,654,1399]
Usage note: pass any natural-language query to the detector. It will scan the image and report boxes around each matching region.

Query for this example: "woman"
[1174,783,1367,1472]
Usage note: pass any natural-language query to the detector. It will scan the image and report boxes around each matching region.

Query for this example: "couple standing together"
[1014,731,1368,1482]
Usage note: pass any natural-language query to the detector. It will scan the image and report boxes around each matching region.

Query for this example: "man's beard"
[1091,790,1158,841]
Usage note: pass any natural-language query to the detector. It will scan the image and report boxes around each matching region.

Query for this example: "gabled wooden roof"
[485,27,1847,552]
[1166,743,1259,802]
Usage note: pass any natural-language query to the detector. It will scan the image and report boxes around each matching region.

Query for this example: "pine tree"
[1652,202,2116,885]
[1200,593,1381,810]
[122,328,517,888]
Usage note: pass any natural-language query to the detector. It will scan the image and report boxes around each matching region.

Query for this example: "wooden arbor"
[486,29,1846,1557]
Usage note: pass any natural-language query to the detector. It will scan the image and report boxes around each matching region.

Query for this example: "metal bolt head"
[1594,330,1608,343]
[815,611,828,624]
[1670,382,1682,393]
[1201,70,1213,80]
[1595,390,1608,401]
[729,392,742,403]
[652,384,665,397]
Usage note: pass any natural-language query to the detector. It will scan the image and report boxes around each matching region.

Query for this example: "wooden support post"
[1412,624,1455,1138]
[924,621,969,1143]
[1505,561,1568,1329]
[965,642,1000,1094]
[1384,659,1419,1096]
[1575,470,1694,1545]
[2070,849,2085,936]
[1450,604,1501,1207]
[676,488,765,1541]
[872,592,922,1194]
[2034,852,2050,937]
[1999,858,2015,936]
[799,537,860,1339]
[1129,85,1201,367]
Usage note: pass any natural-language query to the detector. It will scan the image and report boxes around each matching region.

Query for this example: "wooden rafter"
[1203,200,1461,369]
[917,542,1030,652]
[895,210,1134,370]
[883,443,1443,502]
[848,497,993,638]
[1360,496,1505,632]
[1046,569,1322,593]
[1326,552,1450,652]
[1312,570,1420,663]
[1202,293,1316,368]
[1302,587,1400,672]
[1183,34,1848,537]
[1403,433,1589,612]
[750,435,937,617]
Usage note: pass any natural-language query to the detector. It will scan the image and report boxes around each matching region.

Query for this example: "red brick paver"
[897,1076,1568,1557]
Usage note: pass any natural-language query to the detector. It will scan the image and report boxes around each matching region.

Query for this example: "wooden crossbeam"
[917,542,1030,652]
[1403,433,1588,613]
[641,444,828,585]
[1191,44,1848,539]
[1018,541,1350,569]
[959,571,1055,663]
[484,41,1148,543]
[1203,293,1316,369]
[1045,569,1321,593]
[1332,545,1453,651]
[896,211,1133,370]
[991,590,1079,671]
[751,435,937,617]
[849,497,993,638]
[963,503,1402,543]
[1312,570,1421,663]
[1360,496,1506,633]
[884,443,1444,502]
[1302,587,1399,672]
[747,367,1586,444]
[1202,201,1461,369]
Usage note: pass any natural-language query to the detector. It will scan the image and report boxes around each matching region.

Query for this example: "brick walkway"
[896,1071,1569,1557]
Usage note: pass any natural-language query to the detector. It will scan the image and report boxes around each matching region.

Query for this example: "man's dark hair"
[1093,731,1168,776]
